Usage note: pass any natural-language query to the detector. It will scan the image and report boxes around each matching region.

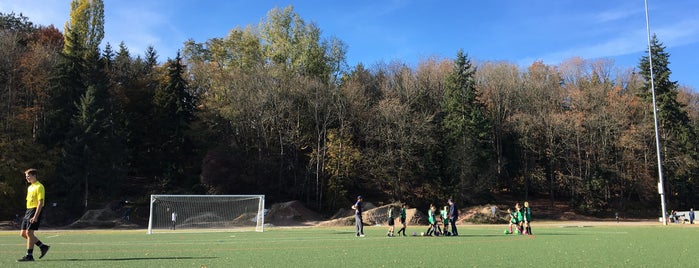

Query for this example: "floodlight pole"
[644,0,667,225]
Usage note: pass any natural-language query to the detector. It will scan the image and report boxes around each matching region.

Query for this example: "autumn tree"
[476,61,522,189]
[63,0,104,60]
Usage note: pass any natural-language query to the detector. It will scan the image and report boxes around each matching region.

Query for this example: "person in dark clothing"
[352,196,364,237]
[448,199,458,236]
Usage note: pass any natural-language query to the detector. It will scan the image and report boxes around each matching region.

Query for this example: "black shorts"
[400,217,406,224]
[21,208,43,230]
[388,217,395,226]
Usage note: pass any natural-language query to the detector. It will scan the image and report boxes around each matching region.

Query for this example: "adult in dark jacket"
[448,199,458,236]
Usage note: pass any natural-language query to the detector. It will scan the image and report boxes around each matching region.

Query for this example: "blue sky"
[2,0,698,89]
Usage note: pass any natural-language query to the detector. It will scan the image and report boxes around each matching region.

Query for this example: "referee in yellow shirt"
[17,168,50,262]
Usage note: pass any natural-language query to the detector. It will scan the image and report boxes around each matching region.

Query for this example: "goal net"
[147,194,265,234]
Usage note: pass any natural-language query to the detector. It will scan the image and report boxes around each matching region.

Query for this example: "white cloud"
[591,8,641,24]
[520,16,699,67]
[103,2,170,57]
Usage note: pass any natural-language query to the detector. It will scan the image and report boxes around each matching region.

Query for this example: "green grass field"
[0,223,695,267]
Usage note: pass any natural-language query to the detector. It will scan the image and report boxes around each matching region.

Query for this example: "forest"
[1,1,698,223]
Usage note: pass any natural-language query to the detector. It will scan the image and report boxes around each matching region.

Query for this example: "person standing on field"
[171,211,177,230]
[440,206,450,236]
[396,203,407,236]
[448,199,458,236]
[352,195,365,237]
[690,208,695,224]
[522,201,533,235]
[425,204,437,236]
[17,169,50,262]
[386,206,395,237]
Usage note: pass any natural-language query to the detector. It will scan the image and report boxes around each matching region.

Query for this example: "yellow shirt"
[26,181,45,209]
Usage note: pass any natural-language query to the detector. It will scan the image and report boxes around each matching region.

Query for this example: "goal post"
[147,194,265,234]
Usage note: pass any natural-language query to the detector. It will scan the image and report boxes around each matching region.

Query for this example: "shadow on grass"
[45,256,217,262]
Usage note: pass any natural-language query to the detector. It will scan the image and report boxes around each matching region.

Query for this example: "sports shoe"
[39,245,50,259]
[17,255,34,262]
[359,234,365,237]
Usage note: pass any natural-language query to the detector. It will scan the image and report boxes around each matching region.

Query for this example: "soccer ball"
[504,230,510,234]
[412,232,417,236]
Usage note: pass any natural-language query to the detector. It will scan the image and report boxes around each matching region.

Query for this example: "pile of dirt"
[265,200,323,226]
[67,208,138,229]
[318,203,424,227]
[0,221,18,230]
[329,202,378,220]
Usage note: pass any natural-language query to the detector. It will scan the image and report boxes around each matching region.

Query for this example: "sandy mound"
[265,200,323,226]
[318,203,424,227]
[67,209,137,229]
[329,202,378,219]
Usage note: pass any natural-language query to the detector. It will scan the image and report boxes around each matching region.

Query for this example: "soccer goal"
[147,194,265,234]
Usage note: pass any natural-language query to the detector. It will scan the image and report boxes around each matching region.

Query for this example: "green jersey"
[428,209,435,224]
[510,211,518,224]
[523,207,532,221]
[400,208,406,219]
[440,210,449,225]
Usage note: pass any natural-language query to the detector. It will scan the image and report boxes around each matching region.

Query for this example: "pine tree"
[638,35,698,207]
[56,51,128,213]
[441,49,493,199]
[152,52,195,186]
[40,52,85,146]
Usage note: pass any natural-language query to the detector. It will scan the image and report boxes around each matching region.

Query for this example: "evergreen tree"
[152,52,195,186]
[40,52,85,146]
[441,49,493,200]
[55,50,128,213]
[638,35,698,207]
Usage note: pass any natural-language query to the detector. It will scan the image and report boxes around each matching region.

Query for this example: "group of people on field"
[354,195,535,237]
[507,201,533,235]
[352,195,459,237]
[421,200,459,237]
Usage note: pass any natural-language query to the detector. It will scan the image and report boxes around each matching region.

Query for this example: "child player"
[506,208,516,234]
[396,204,407,236]
[425,204,437,236]
[440,206,450,236]
[386,206,395,237]
[507,205,523,235]
[514,203,524,234]
[522,201,532,235]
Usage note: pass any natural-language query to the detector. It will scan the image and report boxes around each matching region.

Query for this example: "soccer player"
[514,203,524,234]
[396,203,407,236]
[440,206,450,236]
[352,195,365,237]
[448,199,458,236]
[522,201,533,235]
[386,206,395,237]
[425,204,437,236]
[17,169,50,262]
[506,208,518,234]
[171,211,177,230]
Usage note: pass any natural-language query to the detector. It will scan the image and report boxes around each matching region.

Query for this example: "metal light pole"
[644,0,667,225]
